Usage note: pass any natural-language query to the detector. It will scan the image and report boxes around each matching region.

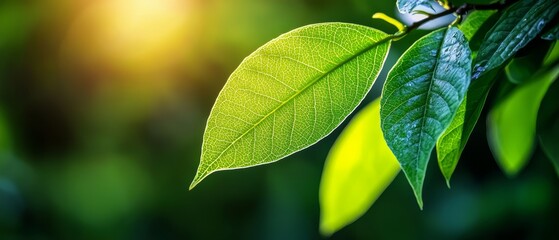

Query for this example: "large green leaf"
[190,23,391,189]
[319,99,399,236]
[397,0,436,14]
[488,66,559,176]
[537,78,559,176]
[473,0,559,79]
[435,13,498,186]
[380,26,471,208]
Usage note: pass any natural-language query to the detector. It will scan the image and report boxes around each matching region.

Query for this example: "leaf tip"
[319,223,334,238]
[319,212,341,237]
[189,178,200,190]
[410,180,424,210]
[189,169,209,190]
[410,185,424,210]
[188,182,197,190]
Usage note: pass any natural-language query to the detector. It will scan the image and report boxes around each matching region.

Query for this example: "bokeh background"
[0,0,557,239]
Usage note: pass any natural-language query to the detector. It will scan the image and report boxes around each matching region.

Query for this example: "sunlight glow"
[63,0,191,75]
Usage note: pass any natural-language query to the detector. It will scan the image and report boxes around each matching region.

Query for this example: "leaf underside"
[190,23,391,189]
[380,26,472,208]
[319,99,399,236]
[473,0,559,79]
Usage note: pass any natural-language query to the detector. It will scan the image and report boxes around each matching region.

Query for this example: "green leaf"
[459,10,497,41]
[537,78,559,176]
[505,40,552,84]
[435,69,501,186]
[435,96,465,187]
[190,23,391,189]
[319,99,399,236]
[542,24,559,40]
[380,26,471,208]
[397,0,436,14]
[435,11,499,186]
[487,66,559,176]
[544,41,559,66]
[473,0,559,79]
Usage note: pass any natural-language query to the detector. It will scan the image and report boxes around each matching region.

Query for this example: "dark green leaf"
[505,40,552,84]
[473,0,559,79]
[190,23,391,189]
[397,0,436,14]
[380,27,471,207]
[542,24,559,40]
[488,67,559,176]
[544,41,559,66]
[459,10,497,41]
[463,10,501,56]
[537,76,559,176]
[319,99,399,236]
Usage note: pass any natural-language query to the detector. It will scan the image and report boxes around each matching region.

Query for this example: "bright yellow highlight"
[319,99,400,236]
[372,12,406,32]
[63,0,190,74]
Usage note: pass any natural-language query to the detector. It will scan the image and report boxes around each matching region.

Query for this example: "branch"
[400,0,515,35]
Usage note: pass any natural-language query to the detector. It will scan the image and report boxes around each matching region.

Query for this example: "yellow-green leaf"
[190,23,391,189]
[319,99,399,236]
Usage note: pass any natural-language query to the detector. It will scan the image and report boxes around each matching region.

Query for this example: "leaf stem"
[391,0,515,39]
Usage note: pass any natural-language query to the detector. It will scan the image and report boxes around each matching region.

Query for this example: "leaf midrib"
[413,28,447,184]
[202,34,391,174]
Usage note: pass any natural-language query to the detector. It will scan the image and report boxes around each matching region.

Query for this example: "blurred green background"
[0,0,557,239]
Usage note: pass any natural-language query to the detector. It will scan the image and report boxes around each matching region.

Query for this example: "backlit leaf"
[380,26,471,208]
[473,0,559,79]
[190,23,391,189]
[319,99,399,236]
[487,66,559,176]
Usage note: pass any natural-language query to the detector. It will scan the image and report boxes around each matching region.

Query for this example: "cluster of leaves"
[190,0,559,235]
